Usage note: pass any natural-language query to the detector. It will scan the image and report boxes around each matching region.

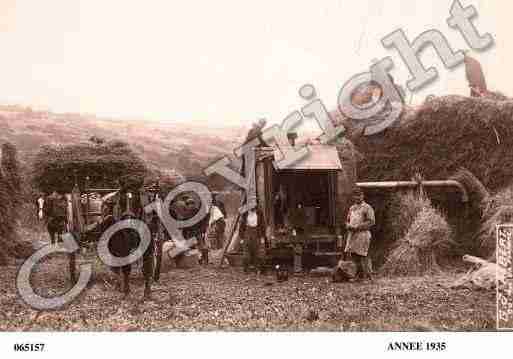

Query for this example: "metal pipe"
[84,188,120,193]
[356,180,469,202]
[84,186,165,193]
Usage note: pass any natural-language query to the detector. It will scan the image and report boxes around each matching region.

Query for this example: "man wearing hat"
[345,188,375,281]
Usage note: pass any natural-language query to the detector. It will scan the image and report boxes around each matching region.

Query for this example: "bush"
[0,143,33,265]
[0,156,16,243]
[1,142,22,207]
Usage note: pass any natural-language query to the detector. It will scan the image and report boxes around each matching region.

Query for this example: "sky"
[0,0,510,127]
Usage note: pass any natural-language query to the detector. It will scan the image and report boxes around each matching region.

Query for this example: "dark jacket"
[45,195,67,219]
[239,208,266,239]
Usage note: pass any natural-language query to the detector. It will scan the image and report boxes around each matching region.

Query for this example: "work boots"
[200,249,209,265]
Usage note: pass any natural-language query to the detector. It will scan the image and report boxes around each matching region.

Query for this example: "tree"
[0,159,16,263]
[0,143,33,265]
[1,142,22,207]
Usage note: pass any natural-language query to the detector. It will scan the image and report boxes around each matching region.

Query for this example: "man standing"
[184,197,210,265]
[289,202,308,273]
[45,190,68,244]
[213,193,227,218]
[240,207,266,273]
[244,118,267,146]
[345,188,375,281]
[208,199,226,250]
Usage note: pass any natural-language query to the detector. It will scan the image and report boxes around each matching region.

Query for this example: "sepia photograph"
[0,0,512,357]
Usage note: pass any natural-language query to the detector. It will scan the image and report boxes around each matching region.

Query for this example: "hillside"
[0,105,245,179]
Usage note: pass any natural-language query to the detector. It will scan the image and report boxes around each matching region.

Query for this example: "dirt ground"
[0,237,496,331]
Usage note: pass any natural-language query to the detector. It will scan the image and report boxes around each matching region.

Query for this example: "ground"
[0,235,496,331]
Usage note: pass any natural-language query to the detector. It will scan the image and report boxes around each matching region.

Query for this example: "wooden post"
[217,192,246,268]
[217,210,241,268]
[218,155,248,268]
[412,172,424,199]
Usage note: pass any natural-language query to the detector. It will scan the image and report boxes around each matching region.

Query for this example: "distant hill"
[0,105,246,180]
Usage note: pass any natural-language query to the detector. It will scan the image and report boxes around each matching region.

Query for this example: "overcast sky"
[0,0,510,127]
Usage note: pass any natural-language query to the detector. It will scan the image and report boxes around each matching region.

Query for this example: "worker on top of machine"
[245,118,267,146]
[240,118,268,177]
[345,188,375,282]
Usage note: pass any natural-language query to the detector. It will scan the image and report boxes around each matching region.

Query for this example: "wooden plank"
[71,186,85,234]
[464,54,487,93]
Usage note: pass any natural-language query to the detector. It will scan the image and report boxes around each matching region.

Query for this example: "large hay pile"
[381,196,454,276]
[31,139,148,193]
[352,95,513,192]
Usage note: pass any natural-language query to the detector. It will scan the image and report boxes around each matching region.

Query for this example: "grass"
[0,251,496,331]
[0,218,496,332]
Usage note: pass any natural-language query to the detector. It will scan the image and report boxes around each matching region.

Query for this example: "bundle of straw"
[382,202,454,276]
[385,192,432,243]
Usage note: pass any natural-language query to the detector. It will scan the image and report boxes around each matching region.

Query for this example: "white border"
[1,332,512,358]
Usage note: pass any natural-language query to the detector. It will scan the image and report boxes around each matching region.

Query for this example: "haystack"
[31,139,148,193]
[347,95,513,192]
[367,190,431,268]
[442,168,490,253]
[385,191,431,243]
[482,184,513,220]
[476,184,513,259]
[450,168,489,209]
[335,95,512,264]
[381,199,454,276]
